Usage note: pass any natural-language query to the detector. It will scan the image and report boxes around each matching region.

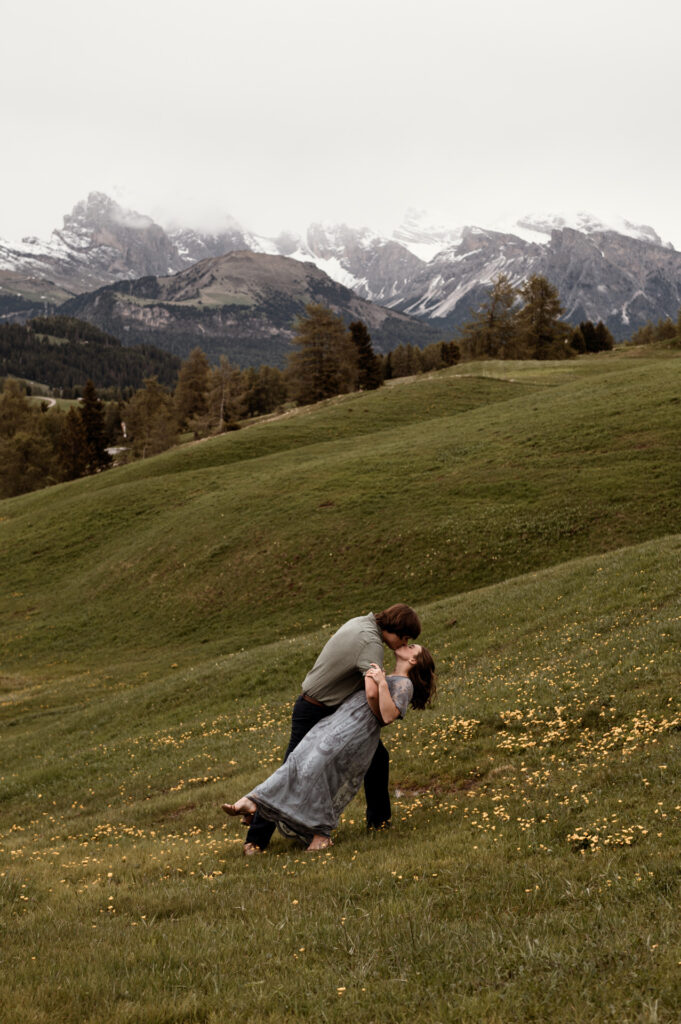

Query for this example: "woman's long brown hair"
[408,647,436,709]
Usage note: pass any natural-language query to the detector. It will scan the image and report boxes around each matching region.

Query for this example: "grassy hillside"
[2,349,681,1022]
[2,537,680,1023]
[2,351,680,672]
[0,270,72,320]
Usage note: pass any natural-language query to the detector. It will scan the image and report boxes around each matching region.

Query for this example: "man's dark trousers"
[244,694,392,849]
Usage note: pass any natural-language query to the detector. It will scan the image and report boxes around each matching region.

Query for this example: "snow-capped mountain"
[288,213,681,336]
[0,193,185,293]
[2,192,681,339]
[392,208,466,260]
[382,220,681,333]
[511,212,672,248]
[280,222,427,306]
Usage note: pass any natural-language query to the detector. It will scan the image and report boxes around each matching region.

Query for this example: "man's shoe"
[243,842,263,855]
[366,820,391,831]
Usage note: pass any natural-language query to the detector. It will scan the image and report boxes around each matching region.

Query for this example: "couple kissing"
[222,604,436,852]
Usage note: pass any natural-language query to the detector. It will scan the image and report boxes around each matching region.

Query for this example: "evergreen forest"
[0,316,181,396]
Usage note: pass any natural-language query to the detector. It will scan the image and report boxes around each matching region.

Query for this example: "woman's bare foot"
[221,797,257,825]
[306,834,333,851]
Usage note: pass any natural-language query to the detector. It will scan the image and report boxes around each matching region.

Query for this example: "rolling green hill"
[2,351,680,670]
[2,349,681,1023]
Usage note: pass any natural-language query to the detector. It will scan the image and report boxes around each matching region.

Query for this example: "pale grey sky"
[3,0,681,246]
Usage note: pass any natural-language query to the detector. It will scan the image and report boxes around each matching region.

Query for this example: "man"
[239,603,421,854]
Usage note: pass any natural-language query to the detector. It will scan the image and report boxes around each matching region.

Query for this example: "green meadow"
[2,348,681,1022]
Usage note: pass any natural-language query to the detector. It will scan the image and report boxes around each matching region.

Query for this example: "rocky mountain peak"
[2,193,680,341]
[57,191,162,242]
[516,212,667,248]
[306,222,378,255]
[48,193,177,282]
[393,209,464,259]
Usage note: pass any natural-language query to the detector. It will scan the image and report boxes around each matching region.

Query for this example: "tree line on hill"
[286,307,460,405]
[458,272,681,358]
[124,309,461,458]
[0,305,458,497]
[457,273,617,359]
[0,316,180,396]
[628,310,681,347]
[3,273,681,500]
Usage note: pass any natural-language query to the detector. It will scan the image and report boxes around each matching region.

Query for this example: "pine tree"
[593,321,615,352]
[287,304,357,405]
[574,320,614,353]
[56,408,90,480]
[419,343,445,372]
[0,378,33,439]
[205,358,244,430]
[570,326,587,353]
[0,430,49,498]
[79,380,112,472]
[459,274,519,358]
[389,345,410,378]
[103,401,123,447]
[174,348,211,434]
[515,275,568,359]
[654,318,677,342]
[257,365,287,414]
[406,345,422,375]
[349,321,382,390]
[440,340,461,366]
[630,323,655,346]
[123,378,178,458]
[241,365,287,417]
[0,385,60,497]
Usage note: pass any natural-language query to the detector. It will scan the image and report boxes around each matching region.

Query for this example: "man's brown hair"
[375,603,421,639]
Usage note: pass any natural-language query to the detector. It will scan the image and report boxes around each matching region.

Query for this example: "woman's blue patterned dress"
[248,675,413,843]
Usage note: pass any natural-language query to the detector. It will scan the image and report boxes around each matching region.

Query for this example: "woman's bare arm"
[364,672,382,720]
[366,664,400,725]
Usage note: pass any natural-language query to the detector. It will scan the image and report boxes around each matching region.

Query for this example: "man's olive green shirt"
[301,613,384,707]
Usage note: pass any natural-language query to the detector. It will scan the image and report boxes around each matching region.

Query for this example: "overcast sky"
[3,0,681,246]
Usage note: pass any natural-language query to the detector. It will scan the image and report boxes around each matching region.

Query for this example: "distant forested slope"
[0,316,181,393]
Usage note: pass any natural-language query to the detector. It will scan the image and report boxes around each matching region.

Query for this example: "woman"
[222,643,435,850]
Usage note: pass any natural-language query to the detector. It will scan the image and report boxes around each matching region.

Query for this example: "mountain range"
[2,192,681,363]
[58,250,441,366]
